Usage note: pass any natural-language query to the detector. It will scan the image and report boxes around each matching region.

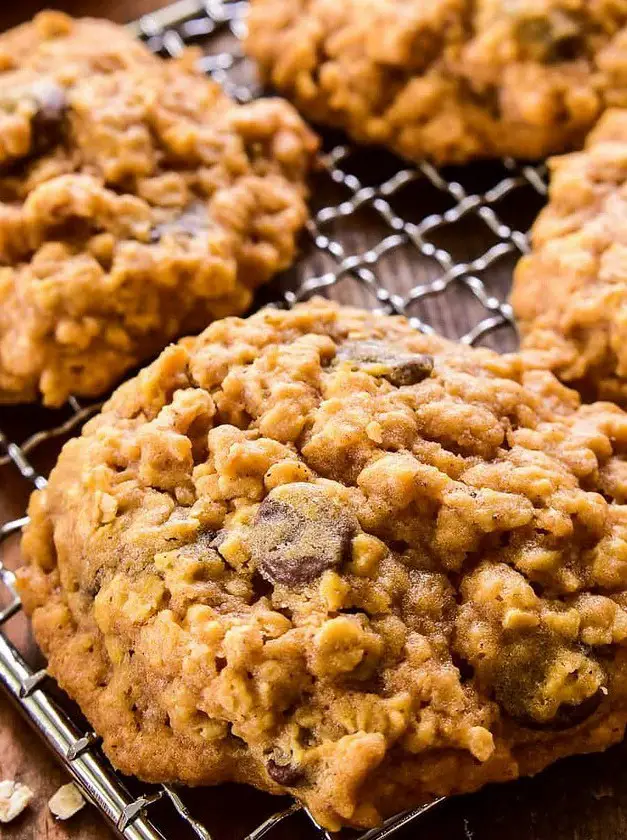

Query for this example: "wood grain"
[1,3,627,840]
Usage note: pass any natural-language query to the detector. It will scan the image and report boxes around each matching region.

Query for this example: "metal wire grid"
[294,147,543,344]
[0,1,551,838]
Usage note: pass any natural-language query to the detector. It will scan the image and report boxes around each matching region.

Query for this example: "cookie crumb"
[0,780,34,823]
[48,782,85,820]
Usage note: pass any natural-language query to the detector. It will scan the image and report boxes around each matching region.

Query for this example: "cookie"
[512,107,627,405]
[246,0,627,164]
[18,299,627,830]
[0,12,317,406]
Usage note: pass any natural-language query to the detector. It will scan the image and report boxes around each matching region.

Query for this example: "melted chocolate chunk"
[31,80,67,127]
[458,77,501,120]
[266,758,304,786]
[250,483,357,586]
[83,567,104,598]
[514,10,583,63]
[336,339,433,387]
[0,79,67,160]
[522,687,605,732]
[209,530,226,552]
[492,636,606,730]
[150,202,209,242]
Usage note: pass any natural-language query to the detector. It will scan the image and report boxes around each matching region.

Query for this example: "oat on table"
[17,299,627,830]
[0,780,34,824]
[246,0,627,165]
[48,783,85,820]
[0,11,317,407]
[512,107,627,405]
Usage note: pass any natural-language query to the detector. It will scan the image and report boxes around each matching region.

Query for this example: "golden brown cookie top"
[19,299,627,829]
[246,0,627,163]
[0,11,158,167]
[0,12,317,406]
[0,11,155,74]
[512,106,627,404]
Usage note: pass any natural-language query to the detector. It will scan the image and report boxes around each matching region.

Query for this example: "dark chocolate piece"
[250,483,357,586]
[336,339,433,387]
[266,758,304,786]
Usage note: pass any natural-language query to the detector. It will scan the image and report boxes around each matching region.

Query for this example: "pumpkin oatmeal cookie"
[0,11,317,407]
[246,0,627,164]
[513,107,627,405]
[18,299,627,830]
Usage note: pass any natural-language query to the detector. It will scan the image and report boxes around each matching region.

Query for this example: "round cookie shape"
[18,300,627,830]
[0,11,317,406]
[246,0,627,164]
[512,107,627,405]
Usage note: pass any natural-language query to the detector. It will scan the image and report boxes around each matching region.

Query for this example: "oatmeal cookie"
[513,107,627,405]
[0,12,317,406]
[246,0,627,164]
[18,299,627,830]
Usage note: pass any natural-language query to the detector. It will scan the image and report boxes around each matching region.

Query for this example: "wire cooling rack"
[0,1,550,838]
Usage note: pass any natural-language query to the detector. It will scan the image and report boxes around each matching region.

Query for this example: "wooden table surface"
[1,2,627,840]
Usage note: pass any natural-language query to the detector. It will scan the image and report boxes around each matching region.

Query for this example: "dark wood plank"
[0,698,112,840]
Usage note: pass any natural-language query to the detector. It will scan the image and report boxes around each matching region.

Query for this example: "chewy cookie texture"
[246,0,627,165]
[513,107,627,407]
[18,300,627,830]
[0,11,317,407]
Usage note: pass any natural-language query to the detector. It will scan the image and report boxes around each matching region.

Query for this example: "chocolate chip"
[29,81,67,155]
[209,530,226,552]
[150,202,209,242]
[336,340,433,387]
[83,567,104,598]
[31,80,67,126]
[458,78,501,120]
[491,637,606,730]
[266,759,304,786]
[524,687,605,732]
[514,10,583,63]
[250,483,357,586]
[0,79,67,161]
